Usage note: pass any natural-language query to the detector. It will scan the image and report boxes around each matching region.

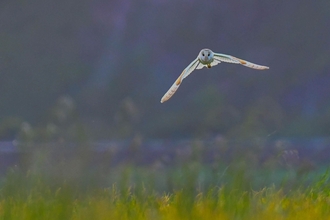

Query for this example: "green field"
[1,161,330,220]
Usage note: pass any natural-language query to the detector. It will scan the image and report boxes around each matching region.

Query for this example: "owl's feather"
[160,58,199,103]
[214,53,269,70]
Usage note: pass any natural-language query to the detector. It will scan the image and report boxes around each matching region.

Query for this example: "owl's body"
[160,48,269,103]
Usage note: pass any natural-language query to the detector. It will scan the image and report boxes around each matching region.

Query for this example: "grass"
[1,181,330,219]
[0,140,329,219]
[0,165,329,220]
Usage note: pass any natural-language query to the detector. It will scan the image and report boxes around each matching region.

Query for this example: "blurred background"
[1,0,330,141]
[0,0,330,189]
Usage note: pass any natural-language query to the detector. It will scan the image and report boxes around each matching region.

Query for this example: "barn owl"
[160,48,269,103]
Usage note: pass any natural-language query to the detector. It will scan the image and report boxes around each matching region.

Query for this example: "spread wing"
[161,58,200,103]
[213,53,269,70]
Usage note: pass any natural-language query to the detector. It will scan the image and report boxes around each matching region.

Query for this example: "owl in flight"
[160,48,269,103]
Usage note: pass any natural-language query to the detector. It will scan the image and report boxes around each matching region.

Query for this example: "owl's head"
[198,48,214,64]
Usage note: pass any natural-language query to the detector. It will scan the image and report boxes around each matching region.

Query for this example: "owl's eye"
[208,53,210,56]
[202,53,205,56]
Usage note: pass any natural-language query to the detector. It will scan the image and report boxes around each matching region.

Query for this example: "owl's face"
[198,49,214,64]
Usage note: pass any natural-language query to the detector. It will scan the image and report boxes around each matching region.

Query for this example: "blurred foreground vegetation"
[0,140,329,219]
[1,164,330,219]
